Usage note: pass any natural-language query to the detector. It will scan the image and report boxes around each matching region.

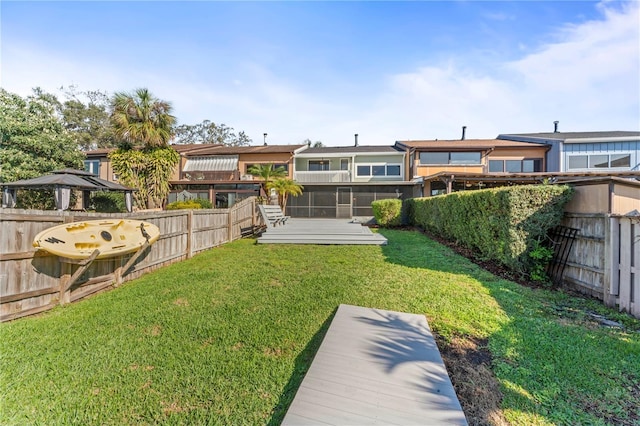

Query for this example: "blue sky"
[2,1,639,146]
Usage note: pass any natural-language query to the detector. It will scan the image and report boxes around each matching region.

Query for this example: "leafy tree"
[247,163,287,199]
[173,120,252,146]
[109,88,179,209]
[268,178,303,211]
[0,88,84,208]
[303,138,324,148]
[59,85,116,150]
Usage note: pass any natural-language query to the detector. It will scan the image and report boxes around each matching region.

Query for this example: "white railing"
[294,171,351,183]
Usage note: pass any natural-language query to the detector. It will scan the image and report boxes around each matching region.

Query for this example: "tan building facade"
[395,139,551,196]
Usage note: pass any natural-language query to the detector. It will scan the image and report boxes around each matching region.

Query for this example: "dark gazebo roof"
[2,169,135,192]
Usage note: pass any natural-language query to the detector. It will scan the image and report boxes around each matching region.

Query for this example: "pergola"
[1,169,135,212]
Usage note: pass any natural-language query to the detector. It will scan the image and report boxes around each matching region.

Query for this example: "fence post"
[603,216,618,308]
[59,262,71,305]
[187,210,193,259]
[252,198,256,228]
[228,206,234,243]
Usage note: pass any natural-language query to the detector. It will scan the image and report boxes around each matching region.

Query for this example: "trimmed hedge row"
[406,185,574,274]
[165,198,213,210]
[371,198,403,227]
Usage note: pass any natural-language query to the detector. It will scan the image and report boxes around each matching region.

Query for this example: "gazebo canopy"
[2,169,136,211]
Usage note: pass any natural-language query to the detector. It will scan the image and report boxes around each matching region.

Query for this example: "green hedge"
[372,198,403,227]
[407,185,574,274]
[165,198,212,210]
[90,192,126,213]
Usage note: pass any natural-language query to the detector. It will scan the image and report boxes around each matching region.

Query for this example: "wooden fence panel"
[561,214,606,298]
[0,198,258,321]
[560,213,640,318]
[613,216,640,316]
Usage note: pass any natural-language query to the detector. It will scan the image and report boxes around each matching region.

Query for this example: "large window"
[567,154,631,170]
[420,152,481,165]
[489,159,542,173]
[356,164,402,177]
[84,159,100,176]
[308,160,330,171]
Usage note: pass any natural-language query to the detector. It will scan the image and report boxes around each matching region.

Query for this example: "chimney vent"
[461,126,467,140]
[263,133,267,146]
[553,121,559,133]
[354,133,359,147]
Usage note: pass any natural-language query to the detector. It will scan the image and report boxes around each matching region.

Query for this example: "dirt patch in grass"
[436,335,508,426]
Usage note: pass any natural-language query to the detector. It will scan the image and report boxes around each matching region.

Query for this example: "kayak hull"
[33,219,160,259]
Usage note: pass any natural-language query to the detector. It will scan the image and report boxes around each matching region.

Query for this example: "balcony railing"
[294,171,351,183]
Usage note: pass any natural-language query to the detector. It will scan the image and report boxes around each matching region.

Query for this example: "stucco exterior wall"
[563,184,610,214]
[612,183,640,215]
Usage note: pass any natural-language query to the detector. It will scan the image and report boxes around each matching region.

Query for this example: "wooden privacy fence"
[0,197,262,322]
[607,215,640,317]
[561,213,640,318]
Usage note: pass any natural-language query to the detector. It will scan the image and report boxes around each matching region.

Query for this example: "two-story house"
[169,144,308,208]
[395,138,551,196]
[498,124,640,173]
[289,141,420,218]
[84,144,308,209]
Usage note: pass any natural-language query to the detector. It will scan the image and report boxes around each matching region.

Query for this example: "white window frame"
[567,153,632,170]
[355,163,403,177]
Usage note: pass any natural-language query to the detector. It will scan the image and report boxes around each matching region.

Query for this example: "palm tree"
[109,88,179,209]
[268,178,303,211]
[111,88,175,149]
[247,163,287,201]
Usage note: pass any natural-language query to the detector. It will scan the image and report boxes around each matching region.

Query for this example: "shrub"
[191,198,212,209]
[407,185,574,275]
[165,200,204,210]
[528,239,554,284]
[372,198,403,227]
[90,192,126,213]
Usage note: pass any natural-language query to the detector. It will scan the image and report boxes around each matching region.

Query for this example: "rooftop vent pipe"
[354,133,359,147]
[553,121,559,133]
[461,126,467,140]
[263,133,268,146]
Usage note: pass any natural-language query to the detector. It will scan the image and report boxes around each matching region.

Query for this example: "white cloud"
[358,0,640,140]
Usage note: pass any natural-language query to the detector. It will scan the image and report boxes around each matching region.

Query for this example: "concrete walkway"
[257,219,387,245]
[282,304,468,425]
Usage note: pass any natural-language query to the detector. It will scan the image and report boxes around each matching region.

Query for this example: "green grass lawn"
[1,230,639,425]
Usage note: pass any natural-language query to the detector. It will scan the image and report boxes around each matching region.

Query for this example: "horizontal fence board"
[0,285,59,303]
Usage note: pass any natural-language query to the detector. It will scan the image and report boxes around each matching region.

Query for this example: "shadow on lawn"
[267,308,337,425]
[377,229,640,426]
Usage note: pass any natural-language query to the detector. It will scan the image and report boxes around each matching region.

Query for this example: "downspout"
[482,148,494,173]
[608,181,614,215]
